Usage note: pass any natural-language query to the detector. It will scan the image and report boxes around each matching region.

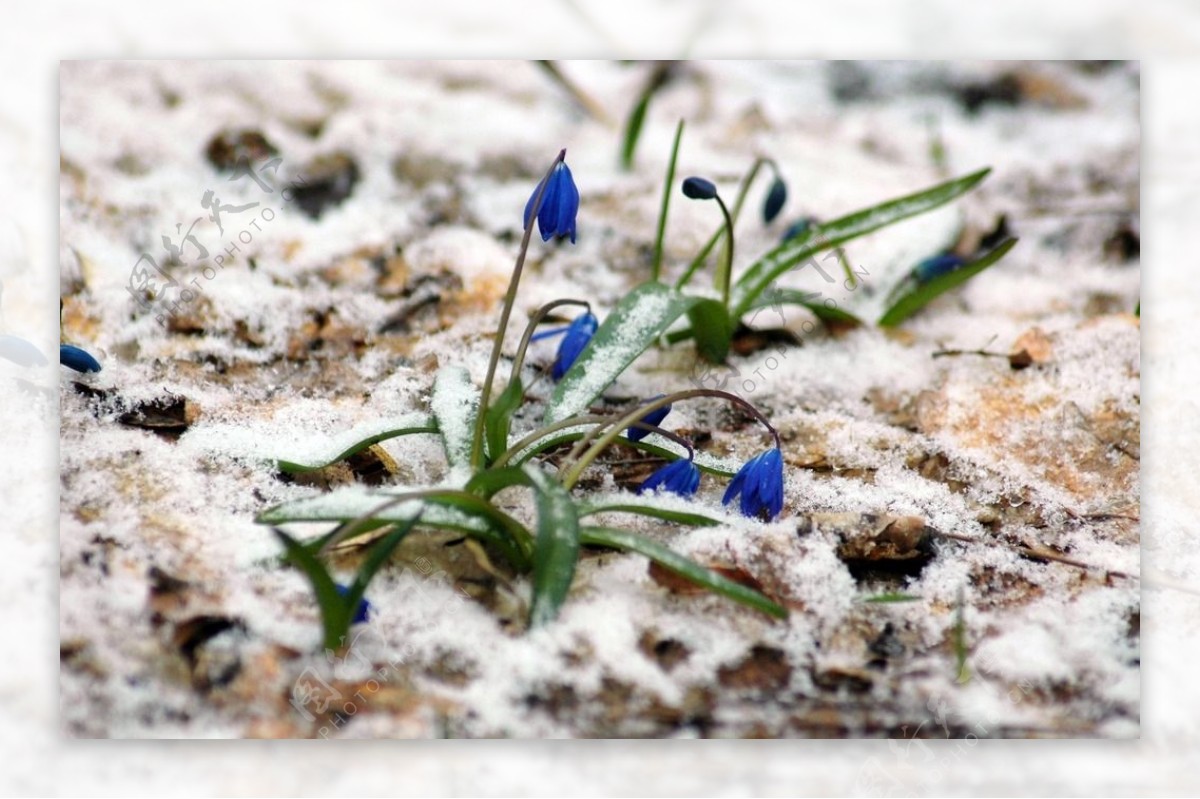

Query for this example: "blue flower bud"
[637,457,701,497]
[682,176,718,201]
[781,217,815,244]
[59,343,102,373]
[524,159,579,243]
[722,447,784,521]
[914,253,966,283]
[762,176,788,224]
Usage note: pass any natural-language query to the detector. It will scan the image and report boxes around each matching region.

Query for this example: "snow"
[53,57,1147,755]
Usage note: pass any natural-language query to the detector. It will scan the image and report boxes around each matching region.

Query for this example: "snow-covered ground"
[55,60,1142,741]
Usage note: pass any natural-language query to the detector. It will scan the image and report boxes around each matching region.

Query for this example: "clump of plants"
[261,121,1014,651]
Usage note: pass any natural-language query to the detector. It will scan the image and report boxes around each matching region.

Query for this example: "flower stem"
[674,156,773,291]
[713,193,735,308]
[560,388,779,489]
[469,149,566,470]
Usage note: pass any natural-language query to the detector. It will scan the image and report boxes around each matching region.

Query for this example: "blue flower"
[722,448,784,520]
[334,583,372,624]
[914,253,965,283]
[762,176,788,224]
[637,457,701,497]
[524,160,579,243]
[550,311,597,380]
[59,343,102,373]
[626,395,672,442]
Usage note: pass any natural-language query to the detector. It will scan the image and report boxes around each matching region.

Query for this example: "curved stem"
[490,413,610,470]
[469,149,566,470]
[714,193,735,308]
[561,388,779,489]
[674,156,770,291]
[509,299,590,385]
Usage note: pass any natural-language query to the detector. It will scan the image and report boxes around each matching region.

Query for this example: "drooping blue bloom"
[762,176,788,224]
[625,395,672,442]
[637,457,701,498]
[914,253,966,283]
[0,334,49,367]
[334,583,372,624]
[524,160,579,243]
[682,176,718,200]
[59,343,102,373]
[550,311,597,380]
[722,447,784,521]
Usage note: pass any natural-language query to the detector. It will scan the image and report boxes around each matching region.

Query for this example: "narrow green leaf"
[347,510,425,609]
[261,416,434,473]
[877,238,1018,327]
[579,526,787,619]
[686,297,735,363]
[431,365,480,470]
[579,497,724,527]
[621,96,650,171]
[484,376,523,465]
[652,119,685,282]
[546,283,700,423]
[731,167,992,318]
[525,467,581,627]
[273,528,352,652]
[257,487,533,571]
[744,288,865,328]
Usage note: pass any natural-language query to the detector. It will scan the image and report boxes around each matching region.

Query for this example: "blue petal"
[722,455,755,507]
[638,459,700,497]
[626,396,672,442]
[59,343,102,373]
[334,583,372,624]
[552,311,597,380]
[527,161,579,243]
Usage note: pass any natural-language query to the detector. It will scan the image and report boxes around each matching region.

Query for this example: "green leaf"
[731,167,992,318]
[525,466,581,627]
[267,417,436,472]
[257,487,533,571]
[687,297,735,363]
[431,365,480,470]
[579,497,724,527]
[744,287,865,328]
[621,94,650,171]
[347,510,425,608]
[579,526,787,619]
[484,376,524,465]
[652,119,684,283]
[273,528,353,652]
[546,283,700,423]
[877,238,1018,327]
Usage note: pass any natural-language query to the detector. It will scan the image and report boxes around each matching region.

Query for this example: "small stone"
[205,129,279,171]
[1009,327,1055,370]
